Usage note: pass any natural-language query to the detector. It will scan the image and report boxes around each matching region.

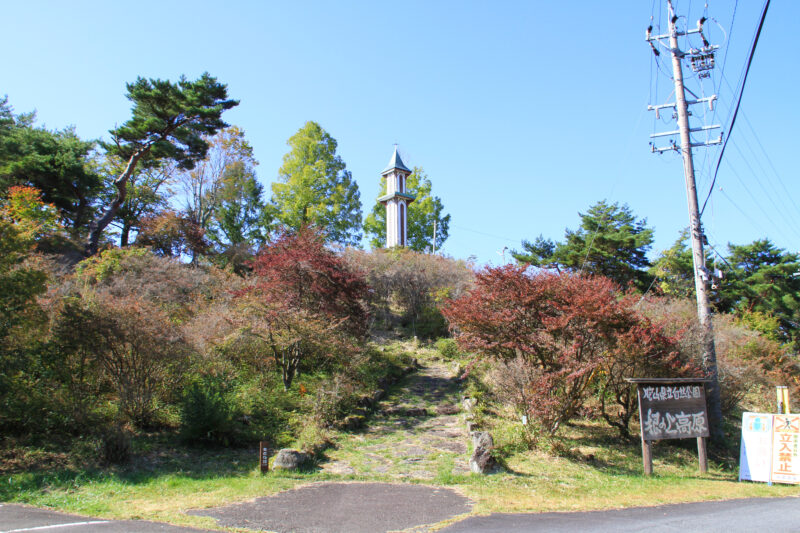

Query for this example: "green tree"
[717,239,800,346]
[271,121,362,246]
[205,129,272,249]
[0,215,48,428]
[514,200,654,290]
[95,155,175,247]
[211,169,272,246]
[85,73,238,255]
[363,166,450,252]
[0,97,102,231]
[649,230,697,299]
[0,218,47,343]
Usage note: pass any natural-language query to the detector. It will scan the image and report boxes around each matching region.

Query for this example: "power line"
[699,0,771,217]
[450,225,518,245]
[717,186,768,236]
[728,138,800,240]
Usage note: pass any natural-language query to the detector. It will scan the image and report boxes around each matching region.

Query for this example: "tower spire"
[378,145,415,247]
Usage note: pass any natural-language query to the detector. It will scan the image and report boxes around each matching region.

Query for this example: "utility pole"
[433,220,437,255]
[647,0,724,441]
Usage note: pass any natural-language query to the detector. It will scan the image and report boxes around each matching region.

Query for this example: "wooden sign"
[260,441,271,473]
[627,378,710,476]
[638,382,710,440]
[772,414,800,484]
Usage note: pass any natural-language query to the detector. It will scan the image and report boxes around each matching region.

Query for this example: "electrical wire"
[699,0,771,217]
[728,138,800,239]
[738,111,800,216]
[450,225,518,245]
[717,187,768,237]
[722,156,795,243]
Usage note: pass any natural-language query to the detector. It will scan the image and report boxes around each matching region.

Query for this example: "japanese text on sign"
[641,385,702,402]
[638,381,709,441]
[772,415,800,484]
[643,408,707,437]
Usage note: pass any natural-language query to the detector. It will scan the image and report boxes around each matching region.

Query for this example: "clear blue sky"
[2,1,797,266]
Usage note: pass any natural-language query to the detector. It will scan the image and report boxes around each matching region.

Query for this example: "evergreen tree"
[514,200,654,290]
[210,166,272,249]
[0,97,102,231]
[271,122,362,246]
[86,73,238,255]
[717,239,800,346]
[363,166,450,252]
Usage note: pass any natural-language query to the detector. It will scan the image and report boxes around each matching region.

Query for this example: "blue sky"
[2,1,797,266]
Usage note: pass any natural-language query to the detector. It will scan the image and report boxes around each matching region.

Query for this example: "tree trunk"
[120,222,131,247]
[85,150,146,256]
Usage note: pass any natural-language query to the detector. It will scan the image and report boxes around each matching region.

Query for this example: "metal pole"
[667,0,723,441]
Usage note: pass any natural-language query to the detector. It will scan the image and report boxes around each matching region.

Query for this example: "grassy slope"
[1,340,798,531]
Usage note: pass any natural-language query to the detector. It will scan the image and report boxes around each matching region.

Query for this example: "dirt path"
[321,360,471,480]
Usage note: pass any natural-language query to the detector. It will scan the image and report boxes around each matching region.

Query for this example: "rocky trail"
[321,359,472,480]
[190,357,479,533]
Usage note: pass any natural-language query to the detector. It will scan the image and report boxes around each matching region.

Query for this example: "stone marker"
[462,398,477,413]
[469,431,497,474]
[272,449,308,470]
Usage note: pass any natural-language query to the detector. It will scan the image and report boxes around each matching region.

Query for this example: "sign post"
[776,386,790,414]
[260,441,271,473]
[627,378,711,475]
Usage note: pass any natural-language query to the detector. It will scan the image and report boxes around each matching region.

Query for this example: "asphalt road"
[189,482,473,533]
[439,497,800,533]
[0,503,213,533]
[3,495,800,532]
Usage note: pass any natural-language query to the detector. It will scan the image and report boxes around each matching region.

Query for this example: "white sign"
[772,414,800,485]
[739,412,773,483]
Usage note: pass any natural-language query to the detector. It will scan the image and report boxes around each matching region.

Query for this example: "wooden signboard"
[627,378,710,475]
[260,441,271,473]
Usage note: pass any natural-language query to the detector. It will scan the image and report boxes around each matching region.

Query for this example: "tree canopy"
[717,239,800,346]
[85,73,238,255]
[271,121,362,246]
[243,227,370,389]
[514,200,654,290]
[363,166,450,252]
[0,96,102,230]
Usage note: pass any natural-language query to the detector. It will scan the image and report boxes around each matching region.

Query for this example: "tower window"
[400,202,406,246]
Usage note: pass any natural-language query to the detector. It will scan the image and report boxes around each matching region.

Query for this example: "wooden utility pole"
[647,0,724,441]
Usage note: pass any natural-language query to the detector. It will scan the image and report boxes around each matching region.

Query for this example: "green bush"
[180,376,237,446]
[491,419,536,458]
[435,338,461,359]
[415,305,449,339]
[180,373,290,448]
[309,375,357,427]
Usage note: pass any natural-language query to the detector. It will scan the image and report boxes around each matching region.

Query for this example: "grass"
[2,340,799,530]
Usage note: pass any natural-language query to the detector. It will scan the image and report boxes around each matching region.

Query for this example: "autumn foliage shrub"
[638,297,795,415]
[344,247,473,337]
[443,266,699,435]
[239,227,370,390]
[52,294,191,429]
[136,210,209,259]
